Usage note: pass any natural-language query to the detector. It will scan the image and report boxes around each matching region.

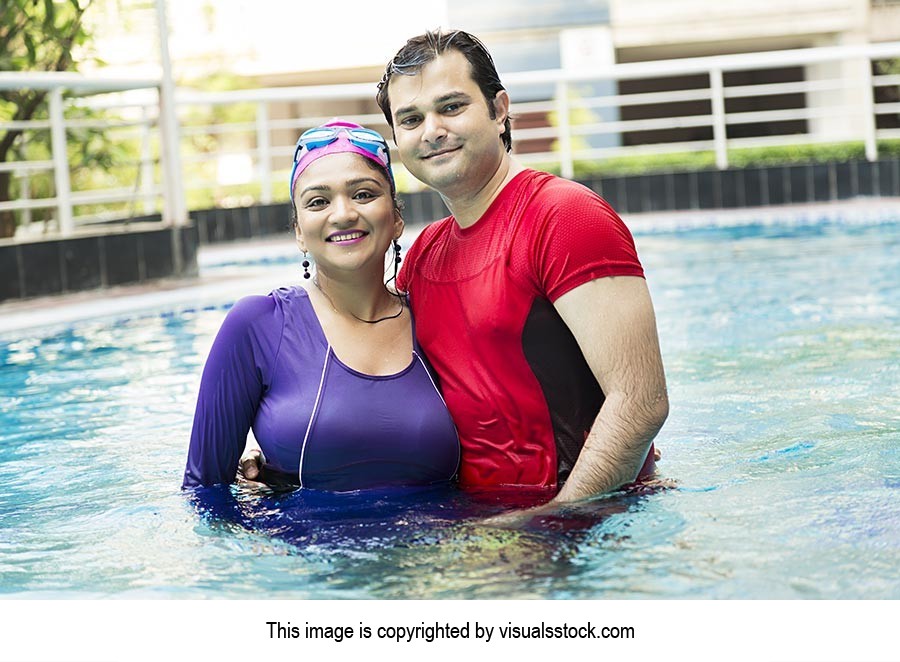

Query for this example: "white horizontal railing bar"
[723,78,847,99]
[181,150,259,164]
[182,179,258,190]
[572,140,719,162]
[176,81,378,106]
[0,160,54,173]
[576,88,713,109]
[572,114,715,135]
[70,92,161,111]
[0,198,59,212]
[509,125,559,140]
[872,73,900,86]
[550,79,848,114]
[261,113,393,134]
[726,133,859,149]
[0,120,52,130]
[513,150,566,164]
[875,127,900,139]
[63,118,152,130]
[874,101,900,113]
[508,100,558,114]
[0,72,161,93]
[0,187,162,212]
[71,186,162,205]
[724,105,855,125]
[501,41,900,85]
[181,122,258,136]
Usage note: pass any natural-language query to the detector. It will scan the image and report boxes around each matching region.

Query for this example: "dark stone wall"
[578,158,900,215]
[0,223,198,303]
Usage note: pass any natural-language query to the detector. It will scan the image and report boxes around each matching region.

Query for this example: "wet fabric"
[183,287,459,490]
[397,169,653,489]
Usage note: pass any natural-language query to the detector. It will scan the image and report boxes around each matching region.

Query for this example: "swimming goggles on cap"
[292,125,391,166]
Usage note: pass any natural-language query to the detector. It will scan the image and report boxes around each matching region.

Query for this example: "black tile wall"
[788,165,810,204]
[180,225,200,277]
[0,246,23,300]
[62,237,103,292]
[696,170,718,209]
[742,168,763,207]
[811,165,831,202]
[720,169,743,208]
[585,176,603,200]
[103,232,142,286]
[142,230,174,280]
[599,176,622,211]
[624,176,644,214]
[645,174,669,212]
[235,207,254,239]
[880,158,899,197]
[835,163,854,199]
[857,161,875,196]
[19,241,62,298]
[3,225,197,303]
[767,167,788,206]
[671,172,693,209]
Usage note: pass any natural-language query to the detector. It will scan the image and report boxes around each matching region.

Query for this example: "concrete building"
[446,0,900,150]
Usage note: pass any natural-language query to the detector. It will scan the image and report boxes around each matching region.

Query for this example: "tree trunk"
[0,171,15,238]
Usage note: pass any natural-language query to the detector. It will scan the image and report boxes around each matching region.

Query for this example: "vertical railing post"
[256,100,273,204]
[155,0,186,276]
[19,170,32,227]
[710,68,728,170]
[155,0,187,228]
[140,105,156,214]
[860,57,878,162]
[555,80,574,180]
[49,87,74,236]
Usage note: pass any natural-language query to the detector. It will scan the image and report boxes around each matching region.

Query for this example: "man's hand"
[481,467,675,530]
[552,276,669,501]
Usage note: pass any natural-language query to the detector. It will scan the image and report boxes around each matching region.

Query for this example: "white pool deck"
[2,198,898,339]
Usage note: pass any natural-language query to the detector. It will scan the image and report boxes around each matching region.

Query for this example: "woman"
[182,120,459,491]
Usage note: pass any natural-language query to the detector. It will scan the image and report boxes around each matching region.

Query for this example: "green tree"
[0,0,93,238]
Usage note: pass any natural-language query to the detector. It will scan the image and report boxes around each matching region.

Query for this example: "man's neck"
[442,155,525,229]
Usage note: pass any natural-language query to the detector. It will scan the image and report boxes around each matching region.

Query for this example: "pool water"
[1,217,898,599]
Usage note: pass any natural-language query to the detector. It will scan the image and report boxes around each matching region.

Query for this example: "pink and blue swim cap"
[289,119,395,203]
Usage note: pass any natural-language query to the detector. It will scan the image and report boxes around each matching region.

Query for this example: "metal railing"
[2,40,900,238]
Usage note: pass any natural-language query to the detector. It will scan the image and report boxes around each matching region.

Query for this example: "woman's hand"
[236,448,264,482]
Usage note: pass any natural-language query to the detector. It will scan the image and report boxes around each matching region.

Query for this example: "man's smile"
[421,146,462,160]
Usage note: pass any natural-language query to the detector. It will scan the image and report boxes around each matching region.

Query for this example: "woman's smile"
[327,230,369,244]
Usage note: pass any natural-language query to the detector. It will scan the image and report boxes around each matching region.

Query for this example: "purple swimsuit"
[182,286,460,491]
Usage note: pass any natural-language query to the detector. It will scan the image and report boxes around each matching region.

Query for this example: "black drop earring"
[302,252,311,279]
[393,240,402,265]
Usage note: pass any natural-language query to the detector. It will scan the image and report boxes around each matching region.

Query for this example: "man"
[244,30,667,508]
[374,30,668,505]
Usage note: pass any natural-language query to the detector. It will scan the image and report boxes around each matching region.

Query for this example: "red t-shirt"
[398,169,648,489]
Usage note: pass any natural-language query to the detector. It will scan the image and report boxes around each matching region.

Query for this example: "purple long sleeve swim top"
[182,286,460,491]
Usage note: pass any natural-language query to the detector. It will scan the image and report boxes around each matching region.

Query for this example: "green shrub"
[563,139,900,178]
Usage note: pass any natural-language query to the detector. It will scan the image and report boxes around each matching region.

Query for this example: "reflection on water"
[1,220,898,598]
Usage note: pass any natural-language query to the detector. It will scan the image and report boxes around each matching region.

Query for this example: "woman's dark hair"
[376,29,512,152]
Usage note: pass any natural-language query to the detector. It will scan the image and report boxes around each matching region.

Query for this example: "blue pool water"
[1,216,898,599]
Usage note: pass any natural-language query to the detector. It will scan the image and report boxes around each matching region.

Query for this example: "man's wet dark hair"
[376,29,512,152]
